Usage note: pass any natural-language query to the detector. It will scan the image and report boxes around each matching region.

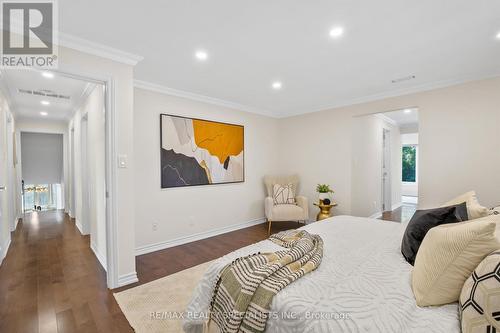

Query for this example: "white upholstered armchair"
[264,175,309,235]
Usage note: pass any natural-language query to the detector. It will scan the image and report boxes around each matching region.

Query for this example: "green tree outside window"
[402,146,416,182]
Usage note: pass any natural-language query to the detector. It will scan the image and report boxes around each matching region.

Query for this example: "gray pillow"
[401,202,468,265]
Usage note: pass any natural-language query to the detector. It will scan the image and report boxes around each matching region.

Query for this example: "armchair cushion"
[265,196,308,222]
[272,204,306,221]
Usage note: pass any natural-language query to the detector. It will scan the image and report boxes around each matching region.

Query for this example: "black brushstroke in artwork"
[223,156,230,170]
[161,149,209,188]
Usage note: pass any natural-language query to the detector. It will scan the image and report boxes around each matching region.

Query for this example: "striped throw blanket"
[206,230,324,333]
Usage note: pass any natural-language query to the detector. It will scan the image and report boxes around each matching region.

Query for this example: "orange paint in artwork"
[192,120,243,164]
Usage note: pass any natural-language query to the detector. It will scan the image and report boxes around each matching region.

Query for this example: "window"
[402,146,417,182]
[23,184,63,211]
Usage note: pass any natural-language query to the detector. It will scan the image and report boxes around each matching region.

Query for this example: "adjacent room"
[0,1,500,333]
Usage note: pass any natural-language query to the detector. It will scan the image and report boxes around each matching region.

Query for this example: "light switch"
[118,154,128,168]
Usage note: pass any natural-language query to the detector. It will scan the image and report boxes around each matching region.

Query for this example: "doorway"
[0,67,117,287]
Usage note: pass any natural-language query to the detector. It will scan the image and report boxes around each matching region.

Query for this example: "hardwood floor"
[0,210,297,332]
[381,204,417,223]
[0,207,410,332]
[0,210,132,333]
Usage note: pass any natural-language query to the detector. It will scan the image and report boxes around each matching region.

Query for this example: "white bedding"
[183,216,459,333]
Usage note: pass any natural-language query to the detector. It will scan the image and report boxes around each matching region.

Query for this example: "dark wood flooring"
[381,204,417,223]
[0,208,409,332]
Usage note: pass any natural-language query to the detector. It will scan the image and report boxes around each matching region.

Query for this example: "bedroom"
[0,1,500,332]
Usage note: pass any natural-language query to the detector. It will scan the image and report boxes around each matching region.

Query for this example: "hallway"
[0,210,131,333]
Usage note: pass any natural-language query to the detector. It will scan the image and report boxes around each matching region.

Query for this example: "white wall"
[0,89,18,265]
[277,77,500,215]
[57,46,137,286]
[133,88,279,253]
[402,133,419,145]
[351,115,402,217]
[69,85,107,268]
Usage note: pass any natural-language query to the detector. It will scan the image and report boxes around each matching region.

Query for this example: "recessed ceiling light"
[40,111,48,116]
[271,81,282,90]
[392,75,416,83]
[41,71,54,79]
[496,31,500,40]
[40,100,50,105]
[195,50,208,61]
[329,26,344,38]
[404,109,412,114]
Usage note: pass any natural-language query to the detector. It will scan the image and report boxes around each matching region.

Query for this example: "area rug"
[114,261,213,333]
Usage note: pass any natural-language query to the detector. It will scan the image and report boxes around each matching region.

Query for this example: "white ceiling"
[383,108,419,127]
[59,0,500,117]
[1,69,92,121]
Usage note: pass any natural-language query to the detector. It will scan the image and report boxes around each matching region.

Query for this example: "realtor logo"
[1,0,58,67]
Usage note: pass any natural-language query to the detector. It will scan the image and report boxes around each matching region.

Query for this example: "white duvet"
[183,216,459,333]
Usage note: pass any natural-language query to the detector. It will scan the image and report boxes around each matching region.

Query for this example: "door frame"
[48,68,119,289]
[80,114,90,235]
[382,128,392,212]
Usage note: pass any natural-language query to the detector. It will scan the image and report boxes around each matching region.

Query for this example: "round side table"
[313,201,338,221]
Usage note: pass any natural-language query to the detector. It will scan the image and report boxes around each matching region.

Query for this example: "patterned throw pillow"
[489,206,500,216]
[273,183,296,205]
[460,251,500,333]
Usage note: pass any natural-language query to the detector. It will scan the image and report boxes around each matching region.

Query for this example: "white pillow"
[273,183,296,205]
[412,215,500,306]
[443,191,489,220]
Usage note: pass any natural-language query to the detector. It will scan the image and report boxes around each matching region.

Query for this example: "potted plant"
[316,184,334,203]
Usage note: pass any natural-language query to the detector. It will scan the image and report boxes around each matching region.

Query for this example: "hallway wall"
[0,90,16,265]
[57,45,137,286]
[69,85,107,269]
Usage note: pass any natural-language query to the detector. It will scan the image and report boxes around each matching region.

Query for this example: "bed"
[183,216,459,333]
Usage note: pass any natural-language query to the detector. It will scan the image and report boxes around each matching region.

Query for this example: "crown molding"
[286,72,500,118]
[134,80,276,118]
[71,82,96,118]
[0,69,18,117]
[58,33,144,66]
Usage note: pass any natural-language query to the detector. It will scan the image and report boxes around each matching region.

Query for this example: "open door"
[382,128,392,212]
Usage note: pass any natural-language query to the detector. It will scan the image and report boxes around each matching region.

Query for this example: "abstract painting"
[160,114,244,188]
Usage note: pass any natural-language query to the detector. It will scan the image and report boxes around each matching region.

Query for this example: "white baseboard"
[75,219,83,235]
[135,217,266,256]
[11,218,19,232]
[90,241,107,272]
[118,272,138,287]
[369,211,383,219]
[369,202,403,219]
[0,238,12,266]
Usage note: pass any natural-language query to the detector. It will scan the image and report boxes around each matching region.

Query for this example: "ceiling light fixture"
[404,109,412,114]
[391,75,416,83]
[496,31,500,40]
[271,81,282,90]
[40,111,48,116]
[195,50,208,61]
[329,26,344,38]
[40,100,50,105]
[41,71,54,79]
